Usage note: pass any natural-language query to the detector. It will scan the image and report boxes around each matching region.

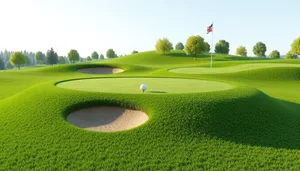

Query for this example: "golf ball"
[140,84,147,91]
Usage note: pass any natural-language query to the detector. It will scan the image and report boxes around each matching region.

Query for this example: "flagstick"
[210,29,213,68]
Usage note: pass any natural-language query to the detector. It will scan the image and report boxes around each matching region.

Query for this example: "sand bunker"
[67,106,148,132]
[77,67,124,74]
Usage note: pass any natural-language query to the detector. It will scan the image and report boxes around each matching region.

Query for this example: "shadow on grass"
[148,91,167,94]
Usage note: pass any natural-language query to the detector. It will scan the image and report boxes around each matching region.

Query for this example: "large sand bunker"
[67,106,148,132]
[77,67,124,74]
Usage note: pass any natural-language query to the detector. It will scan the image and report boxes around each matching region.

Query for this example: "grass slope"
[0,50,300,170]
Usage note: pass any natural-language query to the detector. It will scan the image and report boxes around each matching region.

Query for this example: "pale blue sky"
[0,0,299,57]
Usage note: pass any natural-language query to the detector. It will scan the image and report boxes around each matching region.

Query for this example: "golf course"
[1,50,300,170]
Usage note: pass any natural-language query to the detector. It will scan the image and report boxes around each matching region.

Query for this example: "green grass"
[57,78,233,94]
[169,63,300,74]
[0,50,300,170]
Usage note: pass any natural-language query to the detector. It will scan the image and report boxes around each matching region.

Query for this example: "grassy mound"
[1,50,300,170]
[56,78,233,94]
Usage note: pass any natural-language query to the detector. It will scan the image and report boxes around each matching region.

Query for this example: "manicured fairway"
[169,63,300,74]
[57,78,234,94]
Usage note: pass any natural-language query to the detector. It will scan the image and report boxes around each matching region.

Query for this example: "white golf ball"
[140,84,147,91]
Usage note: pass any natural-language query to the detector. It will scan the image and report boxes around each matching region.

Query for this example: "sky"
[0,0,299,57]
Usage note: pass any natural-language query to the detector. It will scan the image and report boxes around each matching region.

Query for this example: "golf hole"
[77,67,124,74]
[66,106,148,132]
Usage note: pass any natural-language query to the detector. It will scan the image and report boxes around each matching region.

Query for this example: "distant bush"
[91,51,99,60]
[0,58,5,70]
[46,48,58,65]
[236,46,247,56]
[204,42,210,52]
[9,52,27,69]
[87,56,92,61]
[285,51,298,59]
[35,51,45,64]
[269,50,280,59]
[58,56,67,64]
[291,36,300,55]
[100,54,105,59]
[106,49,117,58]
[155,38,173,54]
[68,49,80,63]
[132,50,138,54]
[175,42,184,50]
[215,40,230,54]
[253,42,267,57]
[184,35,205,58]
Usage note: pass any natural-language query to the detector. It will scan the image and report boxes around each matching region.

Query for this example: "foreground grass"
[0,50,300,170]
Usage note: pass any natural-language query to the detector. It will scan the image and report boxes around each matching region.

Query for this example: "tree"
[215,40,230,54]
[35,51,45,64]
[87,56,92,61]
[269,50,280,59]
[67,49,80,63]
[106,49,117,58]
[6,61,14,69]
[175,42,184,50]
[0,57,5,70]
[204,42,210,52]
[155,38,173,54]
[9,52,27,69]
[291,36,300,55]
[253,42,267,57]
[285,51,298,59]
[132,50,138,54]
[184,35,205,58]
[58,56,66,64]
[100,54,104,59]
[236,46,247,56]
[46,48,58,65]
[91,51,99,60]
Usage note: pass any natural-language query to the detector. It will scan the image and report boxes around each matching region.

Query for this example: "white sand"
[77,67,124,74]
[67,106,148,132]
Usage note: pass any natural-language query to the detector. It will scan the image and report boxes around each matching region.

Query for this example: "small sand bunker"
[77,67,124,74]
[67,106,148,132]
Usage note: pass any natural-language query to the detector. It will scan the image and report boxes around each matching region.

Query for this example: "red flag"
[207,23,213,34]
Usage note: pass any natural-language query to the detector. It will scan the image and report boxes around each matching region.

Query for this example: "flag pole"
[210,23,213,68]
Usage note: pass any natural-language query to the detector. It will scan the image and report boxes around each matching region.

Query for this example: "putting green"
[57,78,233,94]
[169,63,300,74]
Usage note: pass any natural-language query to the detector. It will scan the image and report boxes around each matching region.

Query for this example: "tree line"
[0,48,120,70]
[155,36,300,59]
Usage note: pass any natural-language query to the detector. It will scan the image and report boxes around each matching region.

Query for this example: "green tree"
[291,36,300,55]
[87,56,92,61]
[91,51,99,60]
[269,50,280,59]
[175,42,184,50]
[285,51,298,59]
[68,49,80,63]
[155,38,173,54]
[9,52,27,69]
[132,50,138,54]
[253,42,267,57]
[58,56,66,64]
[0,57,5,70]
[35,51,45,64]
[106,49,117,58]
[6,61,14,69]
[46,48,58,65]
[236,46,247,56]
[215,40,230,54]
[204,42,210,52]
[184,35,205,58]
[100,54,104,59]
